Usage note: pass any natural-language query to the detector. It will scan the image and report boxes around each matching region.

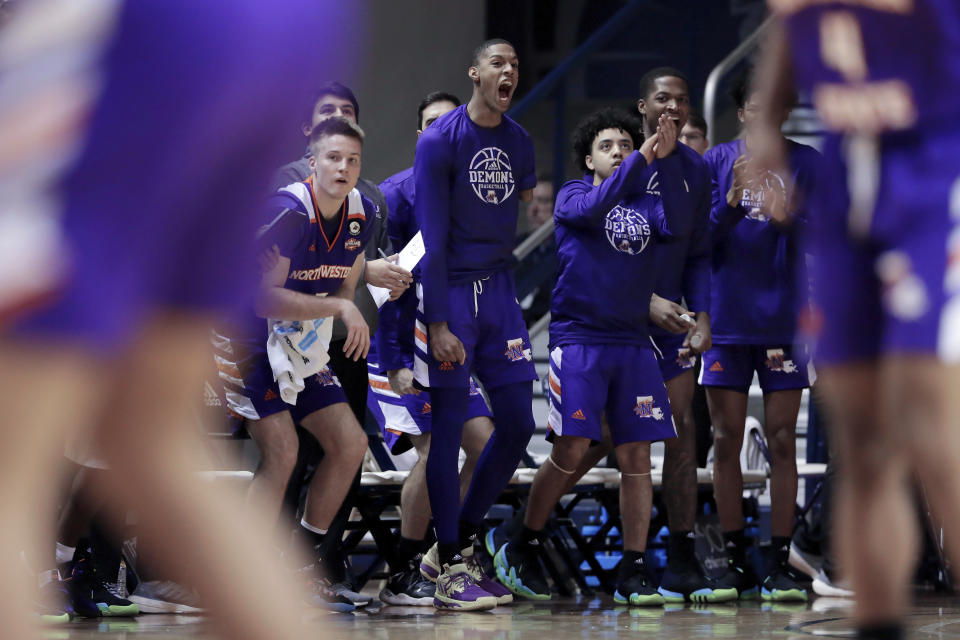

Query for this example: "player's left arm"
[334,252,370,360]
[679,167,712,355]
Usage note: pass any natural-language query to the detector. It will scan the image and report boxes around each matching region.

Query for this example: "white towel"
[266,316,333,405]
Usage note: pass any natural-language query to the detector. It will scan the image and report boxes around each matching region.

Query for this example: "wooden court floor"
[51,593,960,639]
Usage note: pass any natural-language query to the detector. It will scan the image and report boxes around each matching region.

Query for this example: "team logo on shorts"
[764,349,798,373]
[468,147,515,205]
[634,396,665,420]
[740,171,787,221]
[315,368,338,386]
[675,349,696,369]
[344,237,362,251]
[504,338,532,362]
[604,205,652,255]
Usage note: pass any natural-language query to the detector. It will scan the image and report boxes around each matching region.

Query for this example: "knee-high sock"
[459,381,536,527]
[425,386,470,546]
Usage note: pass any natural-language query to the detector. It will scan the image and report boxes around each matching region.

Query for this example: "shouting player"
[414,39,539,611]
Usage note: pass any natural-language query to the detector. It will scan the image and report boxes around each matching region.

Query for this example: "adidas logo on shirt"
[203,381,222,407]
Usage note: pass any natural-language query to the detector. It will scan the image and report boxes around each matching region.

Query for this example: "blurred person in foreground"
[752,1,960,638]
[0,0,358,637]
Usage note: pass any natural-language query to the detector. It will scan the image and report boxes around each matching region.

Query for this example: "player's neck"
[311,180,346,220]
[467,95,503,128]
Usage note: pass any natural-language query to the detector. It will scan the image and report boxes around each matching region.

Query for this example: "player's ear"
[468,65,479,83]
[636,98,645,116]
[301,121,312,137]
[308,155,316,172]
[585,155,595,171]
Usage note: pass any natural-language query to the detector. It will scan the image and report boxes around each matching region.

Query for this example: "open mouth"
[497,81,513,102]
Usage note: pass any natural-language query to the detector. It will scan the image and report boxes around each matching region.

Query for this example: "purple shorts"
[547,343,676,446]
[810,133,960,365]
[413,270,538,389]
[651,332,698,382]
[5,0,356,351]
[699,344,811,394]
[213,335,346,423]
[367,359,491,455]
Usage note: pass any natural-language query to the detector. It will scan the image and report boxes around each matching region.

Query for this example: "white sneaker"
[128,580,204,614]
[812,570,854,598]
[788,542,822,579]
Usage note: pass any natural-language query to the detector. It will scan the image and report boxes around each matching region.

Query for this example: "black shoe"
[316,553,371,608]
[714,559,760,600]
[761,565,808,602]
[379,558,436,606]
[297,564,356,613]
[35,572,74,623]
[63,542,140,617]
[658,561,738,603]
[484,525,508,559]
[494,542,551,600]
[614,560,664,607]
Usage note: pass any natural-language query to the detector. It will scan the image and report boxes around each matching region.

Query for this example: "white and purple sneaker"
[419,543,441,582]
[464,549,513,604]
[433,563,497,611]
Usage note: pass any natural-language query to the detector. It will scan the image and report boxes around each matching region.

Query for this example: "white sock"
[300,519,328,536]
[55,542,75,565]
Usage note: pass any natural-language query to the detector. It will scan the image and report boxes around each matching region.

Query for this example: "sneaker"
[63,545,139,617]
[463,547,513,605]
[761,566,808,602]
[329,580,372,608]
[128,580,204,614]
[433,562,497,611]
[658,562,738,604]
[35,571,74,624]
[380,560,436,606]
[614,559,665,607]
[419,543,442,582]
[297,565,356,613]
[493,542,550,601]
[812,570,854,598]
[788,542,822,579]
[484,525,508,559]
[714,560,760,600]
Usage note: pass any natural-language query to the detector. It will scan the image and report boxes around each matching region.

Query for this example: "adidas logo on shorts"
[264,388,278,401]
[439,361,455,371]
[709,361,724,372]
[571,409,586,420]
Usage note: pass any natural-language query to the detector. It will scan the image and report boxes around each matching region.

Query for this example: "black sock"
[395,536,425,568]
[618,550,646,581]
[458,520,482,551]
[724,528,748,565]
[770,536,791,570]
[857,622,904,640]
[509,525,542,552]
[504,504,527,538]
[438,542,463,567]
[667,530,696,568]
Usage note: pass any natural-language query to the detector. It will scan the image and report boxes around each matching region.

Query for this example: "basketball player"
[636,67,738,603]
[0,1,353,637]
[494,107,680,605]
[213,117,374,612]
[752,1,960,638]
[702,68,820,602]
[413,39,539,610]
[370,91,501,606]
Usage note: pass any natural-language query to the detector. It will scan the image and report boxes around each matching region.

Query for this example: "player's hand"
[727,155,752,208]
[387,367,418,395]
[650,294,695,334]
[654,113,677,159]
[428,322,466,366]
[366,256,413,301]
[639,130,658,166]
[337,299,370,361]
[257,244,281,273]
[679,311,712,357]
